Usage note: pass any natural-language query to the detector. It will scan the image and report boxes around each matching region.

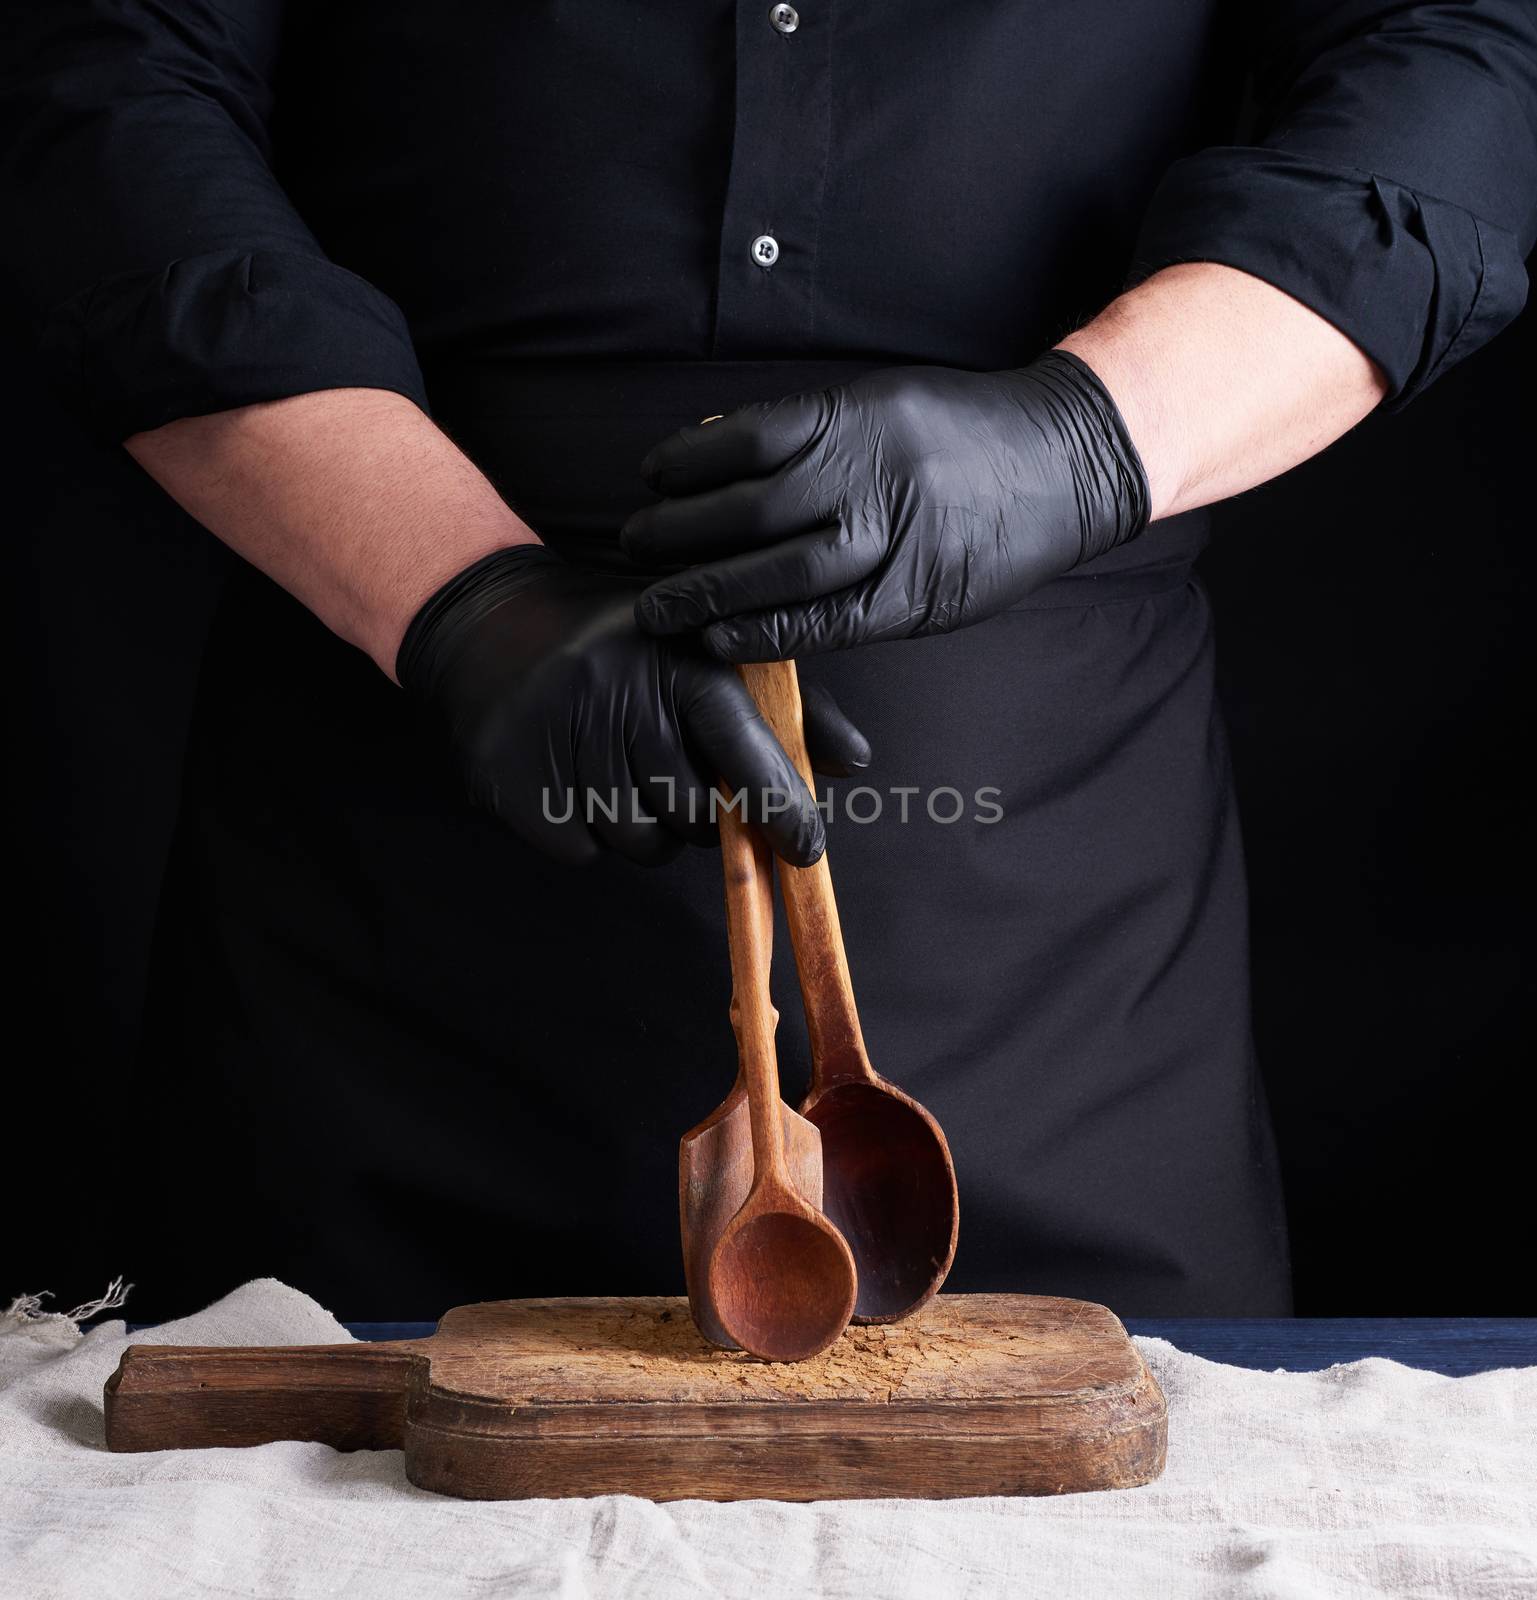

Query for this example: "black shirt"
[3,4,1536,1322]
[2,1,1535,442]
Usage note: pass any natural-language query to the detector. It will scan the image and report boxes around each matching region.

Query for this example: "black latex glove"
[621,350,1150,660]
[396,546,869,867]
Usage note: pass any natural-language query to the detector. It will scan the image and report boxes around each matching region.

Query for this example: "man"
[3,2,1533,1321]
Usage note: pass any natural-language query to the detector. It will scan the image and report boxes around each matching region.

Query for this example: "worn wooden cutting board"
[105,1293,1166,1500]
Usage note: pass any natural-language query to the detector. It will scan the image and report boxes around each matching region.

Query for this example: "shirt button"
[769,4,799,34]
[751,233,780,268]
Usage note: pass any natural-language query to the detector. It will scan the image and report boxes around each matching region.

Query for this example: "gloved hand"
[396,545,869,867]
[620,350,1150,660]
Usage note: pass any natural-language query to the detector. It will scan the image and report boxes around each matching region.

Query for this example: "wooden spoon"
[678,804,825,1350]
[739,660,960,1324]
[702,787,858,1361]
[679,410,822,1352]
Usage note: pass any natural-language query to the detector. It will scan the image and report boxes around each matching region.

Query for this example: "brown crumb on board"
[430,1294,1118,1406]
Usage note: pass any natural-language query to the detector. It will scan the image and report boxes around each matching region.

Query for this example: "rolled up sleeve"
[0,1,429,441]
[1133,0,1537,405]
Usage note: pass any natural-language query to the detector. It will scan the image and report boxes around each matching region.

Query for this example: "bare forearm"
[1059,263,1390,521]
[126,388,537,678]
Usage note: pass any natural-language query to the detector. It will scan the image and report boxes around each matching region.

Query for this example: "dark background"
[1204,294,1532,1316]
[5,279,1531,1322]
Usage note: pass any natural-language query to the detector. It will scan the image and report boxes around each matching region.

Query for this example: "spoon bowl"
[710,1204,859,1362]
[804,1079,957,1322]
[738,659,960,1324]
[694,778,858,1362]
[680,1079,824,1348]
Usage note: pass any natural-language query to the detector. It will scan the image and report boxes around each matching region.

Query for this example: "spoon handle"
[718,775,791,1192]
[739,661,877,1092]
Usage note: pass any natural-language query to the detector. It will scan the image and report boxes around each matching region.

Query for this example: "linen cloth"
[1,1280,1533,1600]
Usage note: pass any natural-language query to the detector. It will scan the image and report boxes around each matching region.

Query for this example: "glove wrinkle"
[628,349,1151,657]
[398,545,865,866]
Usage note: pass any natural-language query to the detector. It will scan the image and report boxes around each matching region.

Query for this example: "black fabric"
[135,425,1285,1320]
[38,250,430,441]
[3,3,1535,432]
[425,358,1214,587]
[3,3,1535,1319]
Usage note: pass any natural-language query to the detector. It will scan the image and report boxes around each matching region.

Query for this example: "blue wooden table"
[332,1318,1537,1377]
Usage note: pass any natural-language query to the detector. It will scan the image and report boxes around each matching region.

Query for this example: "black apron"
[131,358,1290,1320]
[16,0,1530,1326]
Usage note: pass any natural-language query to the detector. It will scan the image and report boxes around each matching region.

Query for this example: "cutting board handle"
[105,1340,421,1453]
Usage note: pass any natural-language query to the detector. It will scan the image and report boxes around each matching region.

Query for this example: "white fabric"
[1,1278,1533,1599]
